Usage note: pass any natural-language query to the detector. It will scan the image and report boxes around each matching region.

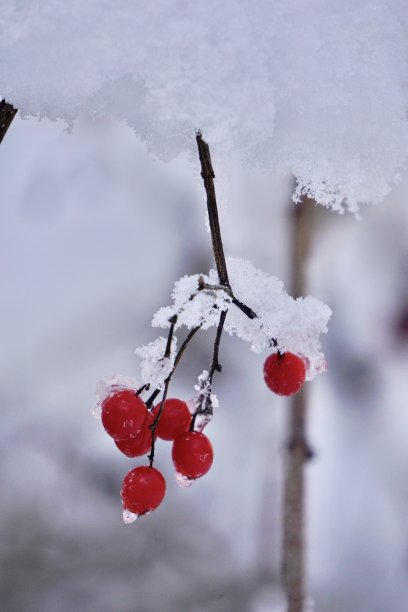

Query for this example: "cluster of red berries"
[99,350,306,521]
[101,391,213,517]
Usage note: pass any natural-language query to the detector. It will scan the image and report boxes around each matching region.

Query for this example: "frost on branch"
[2,1,408,210]
[153,273,229,331]
[153,258,331,381]
[194,370,219,410]
[190,370,219,432]
[135,336,177,389]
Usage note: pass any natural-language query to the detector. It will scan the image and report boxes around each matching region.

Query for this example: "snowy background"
[2,112,408,612]
[2,1,408,611]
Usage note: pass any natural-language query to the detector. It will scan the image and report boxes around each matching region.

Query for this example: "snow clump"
[1,1,408,211]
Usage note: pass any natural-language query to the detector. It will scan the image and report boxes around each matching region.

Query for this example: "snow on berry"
[121,466,166,518]
[101,389,148,441]
[263,352,306,396]
[93,374,141,418]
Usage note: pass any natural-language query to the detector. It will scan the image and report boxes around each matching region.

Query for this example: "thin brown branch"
[145,325,202,409]
[147,325,202,465]
[148,374,171,467]
[0,100,17,144]
[281,194,315,612]
[196,132,231,289]
[164,315,178,358]
[208,309,227,384]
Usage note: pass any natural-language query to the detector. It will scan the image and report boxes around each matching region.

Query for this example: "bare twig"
[0,100,17,144]
[148,375,171,467]
[164,315,178,358]
[147,325,202,465]
[281,194,315,612]
[208,310,227,384]
[145,325,202,410]
[196,132,231,289]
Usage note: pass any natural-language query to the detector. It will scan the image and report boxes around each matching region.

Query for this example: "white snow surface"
[153,257,331,380]
[2,1,408,211]
[135,336,177,389]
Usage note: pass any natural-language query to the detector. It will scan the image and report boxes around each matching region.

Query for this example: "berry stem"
[0,99,17,144]
[208,310,227,385]
[136,383,149,396]
[146,324,202,409]
[148,376,170,467]
[147,325,202,465]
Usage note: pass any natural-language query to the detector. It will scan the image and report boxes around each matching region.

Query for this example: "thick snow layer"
[1,1,408,211]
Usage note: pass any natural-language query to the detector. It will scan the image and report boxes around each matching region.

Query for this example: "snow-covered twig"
[190,309,227,431]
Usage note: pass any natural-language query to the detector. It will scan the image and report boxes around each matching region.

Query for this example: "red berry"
[101,389,148,441]
[115,411,156,457]
[172,431,213,480]
[152,398,191,441]
[263,352,306,396]
[121,466,166,515]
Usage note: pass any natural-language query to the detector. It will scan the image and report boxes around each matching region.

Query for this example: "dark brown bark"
[0,100,17,144]
[195,132,231,289]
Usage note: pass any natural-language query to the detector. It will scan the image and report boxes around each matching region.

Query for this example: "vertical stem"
[196,132,230,289]
[281,195,315,612]
[0,100,17,144]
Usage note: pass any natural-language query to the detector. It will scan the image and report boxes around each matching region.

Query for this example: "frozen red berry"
[152,398,191,441]
[263,352,306,396]
[115,411,156,457]
[101,389,148,441]
[172,431,213,480]
[121,466,166,516]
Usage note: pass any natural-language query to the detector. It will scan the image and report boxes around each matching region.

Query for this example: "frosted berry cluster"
[94,133,329,523]
[95,346,308,522]
[97,385,213,521]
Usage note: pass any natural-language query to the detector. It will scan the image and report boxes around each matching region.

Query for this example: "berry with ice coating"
[101,389,148,441]
[152,398,191,441]
[121,466,166,516]
[263,352,306,396]
[115,411,156,457]
[172,431,213,480]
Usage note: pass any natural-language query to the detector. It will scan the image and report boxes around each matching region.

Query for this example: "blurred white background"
[1,113,408,612]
